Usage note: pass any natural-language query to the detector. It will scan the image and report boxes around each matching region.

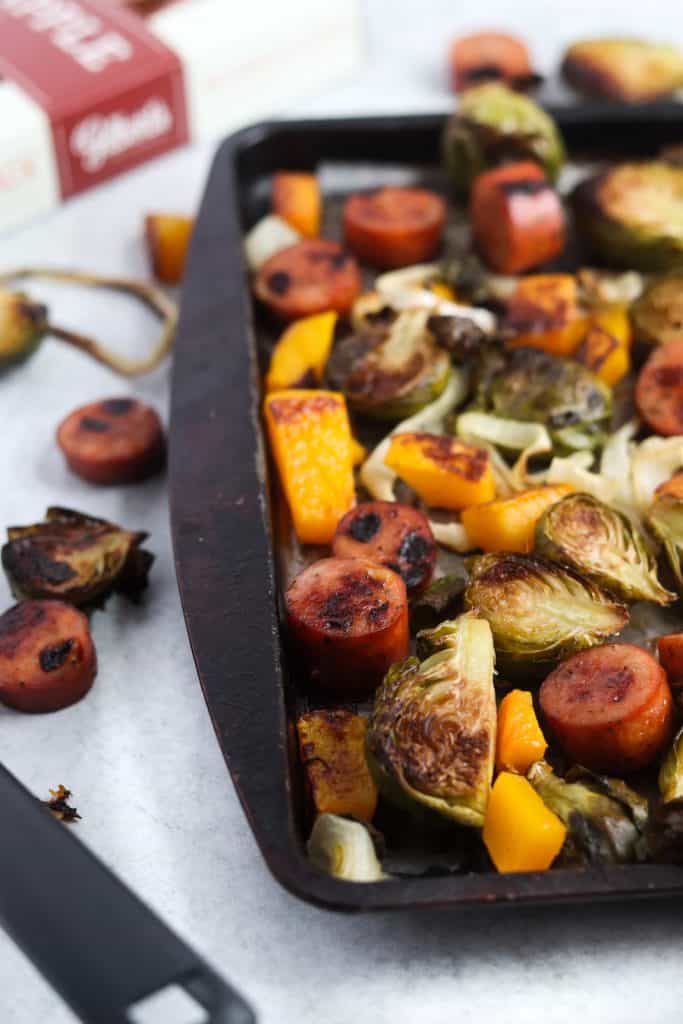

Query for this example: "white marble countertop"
[2,3,683,1022]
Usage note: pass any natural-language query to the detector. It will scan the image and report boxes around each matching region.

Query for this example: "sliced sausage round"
[285,557,409,695]
[343,187,447,269]
[635,339,683,436]
[332,501,436,594]
[254,240,361,320]
[539,642,674,773]
[57,397,165,485]
[0,600,96,713]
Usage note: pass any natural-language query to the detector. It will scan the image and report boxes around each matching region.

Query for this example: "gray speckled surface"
[3,3,683,1022]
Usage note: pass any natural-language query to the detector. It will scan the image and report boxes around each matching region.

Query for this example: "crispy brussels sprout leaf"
[527,761,647,865]
[464,552,628,674]
[2,507,153,607]
[632,272,683,347]
[409,570,468,632]
[0,290,48,367]
[659,727,683,803]
[648,494,683,593]
[480,347,612,453]
[367,612,496,827]
[327,309,451,421]
[442,82,565,192]
[307,814,387,882]
[573,163,683,272]
[536,492,675,605]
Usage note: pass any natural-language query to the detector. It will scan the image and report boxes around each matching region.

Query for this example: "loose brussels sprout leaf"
[648,494,683,593]
[367,612,496,827]
[307,814,387,882]
[647,798,683,863]
[576,268,645,309]
[659,727,683,803]
[464,552,628,673]
[631,272,683,347]
[562,39,683,103]
[2,507,153,607]
[535,492,675,605]
[327,309,451,421]
[0,290,48,366]
[409,570,468,632]
[479,347,612,453]
[442,82,565,192]
[572,163,683,272]
[527,761,646,865]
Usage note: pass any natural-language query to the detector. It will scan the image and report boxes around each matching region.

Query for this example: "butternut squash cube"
[495,689,548,774]
[574,304,631,387]
[272,172,321,239]
[265,311,337,393]
[384,432,495,510]
[483,772,566,872]
[145,213,194,284]
[461,484,573,553]
[506,274,588,357]
[297,710,378,821]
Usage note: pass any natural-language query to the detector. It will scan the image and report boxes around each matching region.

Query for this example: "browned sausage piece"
[539,643,674,773]
[343,187,447,269]
[285,557,409,695]
[332,501,436,594]
[0,600,96,713]
[254,240,362,321]
[635,339,683,436]
[57,398,165,485]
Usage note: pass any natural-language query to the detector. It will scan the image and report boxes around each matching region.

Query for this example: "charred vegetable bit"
[572,162,683,272]
[659,727,683,803]
[367,612,496,827]
[631,272,683,348]
[464,553,629,675]
[648,495,683,593]
[503,273,586,358]
[527,761,647,865]
[297,710,378,821]
[535,492,675,605]
[442,82,565,193]
[0,290,47,366]
[562,38,683,103]
[646,799,683,864]
[44,785,81,823]
[1,507,153,608]
[409,570,468,631]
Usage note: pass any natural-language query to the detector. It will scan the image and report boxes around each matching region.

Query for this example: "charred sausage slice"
[332,501,436,594]
[57,397,165,485]
[285,557,409,695]
[343,187,446,269]
[0,600,96,713]
[254,240,361,320]
[635,339,683,436]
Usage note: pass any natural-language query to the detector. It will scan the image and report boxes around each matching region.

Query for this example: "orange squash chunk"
[495,689,548,774]
[461,484,573,553]
[574,304,631,386]
[483,772,566,872]
[297,710,378,821]
[145,213,194,284]
[384,432,495,510]
[272,172,321,238]
[265,311,337,393]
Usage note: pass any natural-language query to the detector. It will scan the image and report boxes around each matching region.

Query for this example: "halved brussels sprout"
[442,82,565,192]
[573,162,683,272]
[307,814,387,882]
[464,552,628,673]
[647,494,683,593]
[2,507,153,607]
[366,612,496,827]
[327,309,451,421]
[479,347,612,453]
[631,272,683,347]
[0,290,48,366]
[647,799,683,864]
[535,492,675,605]
[659,727,683,803]
[527,760,647,865]
[562,38,683,102]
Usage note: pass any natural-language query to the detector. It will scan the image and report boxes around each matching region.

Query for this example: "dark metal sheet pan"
[170,104,683,911]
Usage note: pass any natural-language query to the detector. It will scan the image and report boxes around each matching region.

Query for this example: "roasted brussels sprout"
[327,309,451,421]
[464,552,629,674]
[527,760,647,865]
[367,612,496,827]
[659,727,683,803]
[307,813,387,882]
[0,290,47,366]
[477,347,612,453]
[442,82,565,192]
[631,272,683,347]
[647,799,683,863]
[647,494,683,593]
[2,507,153,607]
[409,570,468,631]
[573,162,683,272]
[562,38,683,103]
[535,493,675,605]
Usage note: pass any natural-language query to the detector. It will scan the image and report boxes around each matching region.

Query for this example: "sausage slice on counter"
[343,186,447,269]
[332,501,436,594]
[285,557,409,695]
[635,339,683,436]
[57,397,165,485]
[254,240,361,320]
[0,600,96,713]
[449,31,534,93]
[539,643,674,773]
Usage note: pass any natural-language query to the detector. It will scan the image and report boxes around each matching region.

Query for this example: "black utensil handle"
[0,763,255,1024]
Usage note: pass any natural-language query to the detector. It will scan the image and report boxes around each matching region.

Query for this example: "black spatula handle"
[0,763,255,1024]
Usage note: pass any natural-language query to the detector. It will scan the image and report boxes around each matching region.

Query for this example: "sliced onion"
[243,215,300,271]
[307,814,386,882]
